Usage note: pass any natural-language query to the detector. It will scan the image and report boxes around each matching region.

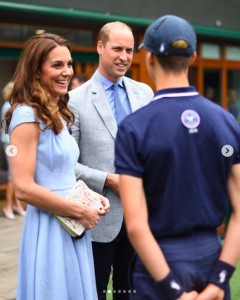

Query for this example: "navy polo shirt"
[115,87,240,238]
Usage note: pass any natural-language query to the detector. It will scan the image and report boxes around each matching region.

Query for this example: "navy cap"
[139,15,196,57]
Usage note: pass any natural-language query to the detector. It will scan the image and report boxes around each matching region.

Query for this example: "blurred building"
[1,0,240,166]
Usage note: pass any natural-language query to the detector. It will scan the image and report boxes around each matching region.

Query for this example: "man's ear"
[97,40,103,55]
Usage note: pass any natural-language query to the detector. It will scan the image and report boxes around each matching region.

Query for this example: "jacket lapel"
[123,78,139,112]
[91,74,118,139]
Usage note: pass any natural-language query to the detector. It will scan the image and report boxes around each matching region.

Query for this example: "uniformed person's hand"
[195,283,224,300]
[177,290,199,300]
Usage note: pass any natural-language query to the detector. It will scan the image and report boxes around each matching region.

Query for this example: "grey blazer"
[69,70,154,242]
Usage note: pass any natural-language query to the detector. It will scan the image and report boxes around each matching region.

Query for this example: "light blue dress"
[9,105,98,300]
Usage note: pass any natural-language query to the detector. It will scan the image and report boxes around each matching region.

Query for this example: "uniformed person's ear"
[189,52,197,66]
[146,51,155,66]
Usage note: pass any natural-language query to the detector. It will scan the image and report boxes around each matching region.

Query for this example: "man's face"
[97,27,134,82]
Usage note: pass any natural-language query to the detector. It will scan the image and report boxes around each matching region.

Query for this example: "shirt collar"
[96,69,124,91]
[153,86,199,101]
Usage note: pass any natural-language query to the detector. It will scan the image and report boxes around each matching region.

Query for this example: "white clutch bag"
[55,180,104,238]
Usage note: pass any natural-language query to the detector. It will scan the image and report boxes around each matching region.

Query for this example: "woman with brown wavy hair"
[5,33,109,300]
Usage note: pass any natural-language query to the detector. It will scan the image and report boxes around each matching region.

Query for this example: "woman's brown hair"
[5,33,74,134]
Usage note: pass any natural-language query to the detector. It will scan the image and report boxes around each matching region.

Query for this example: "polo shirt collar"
[153,86,199,101]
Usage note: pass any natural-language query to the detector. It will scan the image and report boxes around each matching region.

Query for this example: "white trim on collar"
[153,91,199,101]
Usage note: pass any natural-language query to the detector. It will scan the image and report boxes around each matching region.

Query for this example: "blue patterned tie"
[113,83,127,125]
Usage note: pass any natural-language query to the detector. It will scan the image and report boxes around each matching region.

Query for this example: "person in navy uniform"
[115,15,240,300]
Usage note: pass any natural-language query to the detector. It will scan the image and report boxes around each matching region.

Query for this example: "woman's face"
[39,45,73,100]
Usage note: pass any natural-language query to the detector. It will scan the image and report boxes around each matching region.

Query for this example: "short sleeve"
[115,121,144,177]
[9,105,36,135]
[233,124,240,164]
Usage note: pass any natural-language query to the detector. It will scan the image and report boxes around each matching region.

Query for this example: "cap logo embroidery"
[159,43,165,53]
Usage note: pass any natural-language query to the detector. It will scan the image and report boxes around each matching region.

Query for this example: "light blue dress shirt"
[96,70,132,121]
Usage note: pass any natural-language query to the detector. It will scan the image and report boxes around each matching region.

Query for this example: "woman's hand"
[78,205,101,229]
[75,193,110,229]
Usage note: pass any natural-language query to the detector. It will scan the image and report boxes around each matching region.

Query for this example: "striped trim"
[153,91,199,101]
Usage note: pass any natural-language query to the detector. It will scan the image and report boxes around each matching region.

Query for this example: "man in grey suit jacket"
[69,21,153,300]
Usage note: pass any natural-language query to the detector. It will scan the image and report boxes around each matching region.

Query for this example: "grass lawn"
[106,262,240,300]
[230,262,240,300]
